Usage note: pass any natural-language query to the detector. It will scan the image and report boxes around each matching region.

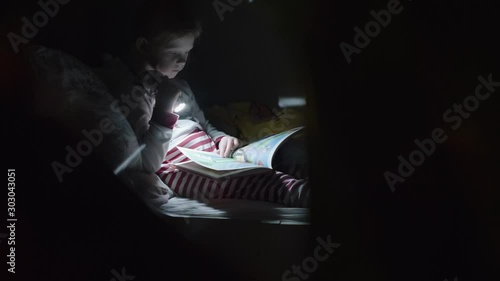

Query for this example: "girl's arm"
[125,75,179,173]
[174,79,241,157]
[126,92,177,173]
[174,79,227,142]
[94,59,179,173]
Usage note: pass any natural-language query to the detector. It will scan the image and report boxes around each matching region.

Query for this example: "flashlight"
[173,92,186,112]
[174,102,186,112]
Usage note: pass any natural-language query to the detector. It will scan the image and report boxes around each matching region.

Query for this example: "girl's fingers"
[224,141,232,157]
[217,137,240,157]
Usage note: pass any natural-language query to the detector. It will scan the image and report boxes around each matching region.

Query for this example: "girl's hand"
[217,136,241,158]
[150,77,182,126]
[155,78,182,113]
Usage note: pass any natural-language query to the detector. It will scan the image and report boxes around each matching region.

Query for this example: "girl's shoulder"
[171,77,190,92]
[171,78,195,99]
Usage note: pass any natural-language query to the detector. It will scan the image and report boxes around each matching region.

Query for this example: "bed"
[23,43,312,281]
[25,44,311,225]
[157,197,310,224]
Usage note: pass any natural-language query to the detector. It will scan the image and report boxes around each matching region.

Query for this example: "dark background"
[2,0,500,280]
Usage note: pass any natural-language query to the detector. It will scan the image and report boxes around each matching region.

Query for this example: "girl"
[96,0,310,207]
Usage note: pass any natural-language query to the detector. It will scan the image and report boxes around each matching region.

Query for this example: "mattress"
[154,197,311,225]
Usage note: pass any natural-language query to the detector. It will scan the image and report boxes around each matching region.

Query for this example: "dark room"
[2,0,499,280]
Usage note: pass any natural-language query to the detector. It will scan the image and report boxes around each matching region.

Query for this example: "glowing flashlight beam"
[174,102,186,113]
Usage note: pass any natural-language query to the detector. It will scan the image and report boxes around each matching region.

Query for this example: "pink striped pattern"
[155,129,310,207]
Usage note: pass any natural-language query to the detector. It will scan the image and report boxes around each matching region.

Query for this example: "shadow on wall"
[179,0,314,109]
[6,0,314,110]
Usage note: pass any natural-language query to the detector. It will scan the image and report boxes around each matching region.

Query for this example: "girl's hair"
[135,0,203,47]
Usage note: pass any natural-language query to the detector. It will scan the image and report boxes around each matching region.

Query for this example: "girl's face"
[150,34,195,78]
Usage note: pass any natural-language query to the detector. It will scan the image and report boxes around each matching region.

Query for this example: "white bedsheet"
[154,197,311,225]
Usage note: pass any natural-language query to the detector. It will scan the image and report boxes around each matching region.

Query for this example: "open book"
[174,126,305,180]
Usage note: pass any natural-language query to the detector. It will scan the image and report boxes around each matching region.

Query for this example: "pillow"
[26,45,172,208]
[224,102,306,142]
[27,45,139,172]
